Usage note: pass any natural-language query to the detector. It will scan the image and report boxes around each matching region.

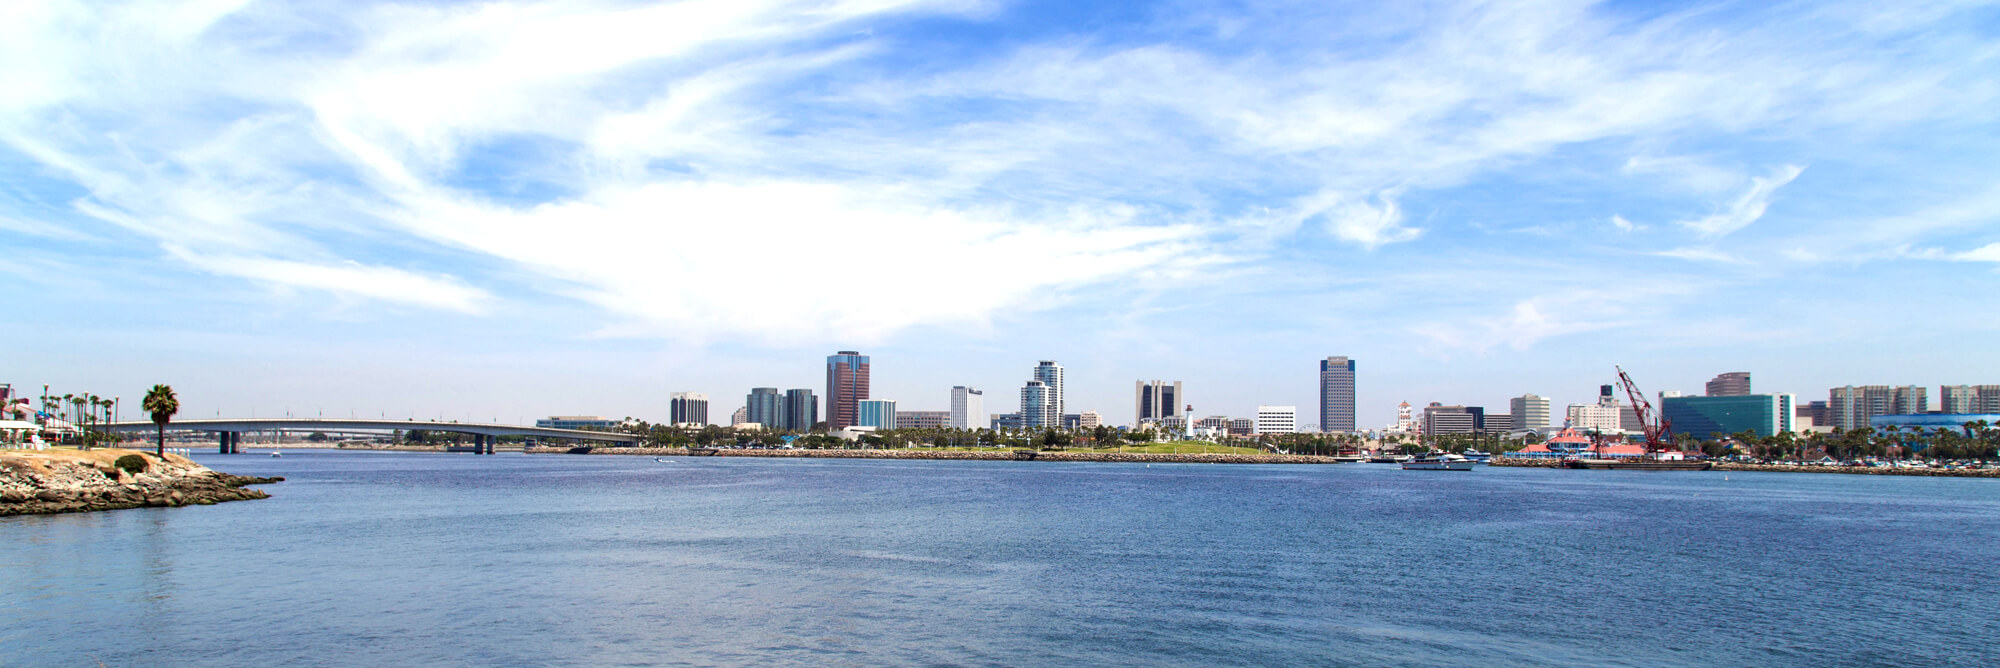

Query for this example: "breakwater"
[525,446,1344,465]
[1489,456,2000,478]
[1,449,282,516]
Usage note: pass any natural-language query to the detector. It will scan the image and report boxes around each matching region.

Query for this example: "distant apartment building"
[1796,401,1830,430]
[1482,414,1513,433]
[1509,394,1551,432]
[895,410,951,430]
[1076,410,1103,429]
[1134,380,1184,426]
[1705,372,1752,397]
[1227,418,1255,436]
[1035,361,1066,420]
[1663,393,1796,440]
[729,407,748,426]
[1939,385,2000,414]
[949,386,984,429]
[537,415,617,430]
[745,388,783,429]
[1829,385,1929,430]
[669,392,709,426]
[784,389,818,432]
[1020,381,1055,429]
[1195,416,1229,430]
[1319,356,1357,433]
[826,351,871,430]
[857,399,898,430]
[1255,406,1298,434]
[1423,403,1478,436]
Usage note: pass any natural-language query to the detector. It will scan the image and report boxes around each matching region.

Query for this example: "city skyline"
[3,1,1996,429]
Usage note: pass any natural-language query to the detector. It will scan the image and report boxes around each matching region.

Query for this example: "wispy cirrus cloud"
[2,0,1996,352]
[1676,164,1806,239]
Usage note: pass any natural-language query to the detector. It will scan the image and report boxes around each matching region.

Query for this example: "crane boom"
[1614,365,1674,453]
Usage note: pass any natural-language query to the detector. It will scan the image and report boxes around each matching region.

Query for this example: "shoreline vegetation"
[1489,456,2000,478]
[1,448,281,516]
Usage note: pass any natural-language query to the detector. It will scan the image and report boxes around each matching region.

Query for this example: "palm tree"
[143,384,179,458]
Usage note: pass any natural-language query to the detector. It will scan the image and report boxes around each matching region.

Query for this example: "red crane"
[1615,365,1675,453]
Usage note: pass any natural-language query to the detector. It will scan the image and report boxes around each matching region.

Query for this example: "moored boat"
[1563,457,1712,471]
[1402,453,1475,471]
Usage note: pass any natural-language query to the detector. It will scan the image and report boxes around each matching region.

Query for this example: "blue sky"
[3,0,1998,428]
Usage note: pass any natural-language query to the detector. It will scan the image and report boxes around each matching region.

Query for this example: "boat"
[1563,457,1712,471]
[1402,453,1475,471]
[270,450,282,458]
[1462,449,1492,463]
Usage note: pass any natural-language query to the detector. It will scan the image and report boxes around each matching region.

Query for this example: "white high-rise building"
[1255,406,1298,434]
[950,386,984,429]
[1034,361,1065,421]
[1021,381,1055,429]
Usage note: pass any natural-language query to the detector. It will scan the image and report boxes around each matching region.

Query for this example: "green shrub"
[115,454,149,475]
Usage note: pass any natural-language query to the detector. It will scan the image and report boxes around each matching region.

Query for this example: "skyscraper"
[1828,385,1928,430]
[746,387,783,429]
[784,389,818,432]
[1034,361,1065,420]
[950,386,984,429]
[1509,394,1550,432]
[1705,372,1752,396]
[1319,356,1356,433]
[669,392,709,426]
[826,351,870,430]
[1021,380,1054,429]
[1134,380,1183,426]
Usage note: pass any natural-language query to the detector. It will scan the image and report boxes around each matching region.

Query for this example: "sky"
[3,0,1999,429]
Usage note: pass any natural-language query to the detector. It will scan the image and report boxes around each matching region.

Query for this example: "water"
[5,451,1999,666]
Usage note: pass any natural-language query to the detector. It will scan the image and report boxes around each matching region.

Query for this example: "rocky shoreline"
[1,449,283,516]
[526,446,1345,465]
[1489,456,2000,478]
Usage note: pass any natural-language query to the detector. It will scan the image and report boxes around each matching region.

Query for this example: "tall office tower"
[669,392,709,425]
[856,399,898,429]
[1255,406,1298,434]
[746,388,784,429]
[1021,380,1055,429]
[1034,361,1065,420]
[784,389,818,432]
[1134,380,1184,426]
[730,406,749,426]
[950,386,984,429]
[826,351,870,430]
[1319,356,1357,433]
[1509,394,1551,432]
[1705,372,1752,396]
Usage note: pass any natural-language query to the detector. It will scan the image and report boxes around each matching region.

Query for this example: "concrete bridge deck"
[105,418,639,453]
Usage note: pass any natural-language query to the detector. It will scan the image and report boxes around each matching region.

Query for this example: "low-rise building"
[1255,406,1297,434]
[535,415,618,430]
[895,410,951,430]
[1662,394,1796,440]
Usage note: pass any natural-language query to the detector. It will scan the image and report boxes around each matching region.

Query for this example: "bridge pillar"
[228,432,242,454]
[483,435,494,455]
[219,431,230,454]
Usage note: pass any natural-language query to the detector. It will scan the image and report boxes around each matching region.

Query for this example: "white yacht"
[1401,453,1475,471]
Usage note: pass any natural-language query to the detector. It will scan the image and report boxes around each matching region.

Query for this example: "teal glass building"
[1661,394,1795,439]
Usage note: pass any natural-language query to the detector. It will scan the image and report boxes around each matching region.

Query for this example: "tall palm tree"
[143,384,179,458]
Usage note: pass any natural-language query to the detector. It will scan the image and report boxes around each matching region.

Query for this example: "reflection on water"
[3,450,1998,666]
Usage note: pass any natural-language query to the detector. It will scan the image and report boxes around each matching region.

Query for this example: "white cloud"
[1949,242,2000,263]
[1296,189,1422,249]
[163,246,493,314]
[1676,165,1806,239]
[1610,214,1637,232]
[1654,247,1748,264]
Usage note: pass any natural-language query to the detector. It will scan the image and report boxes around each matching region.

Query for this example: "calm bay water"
[4,450,1999,666]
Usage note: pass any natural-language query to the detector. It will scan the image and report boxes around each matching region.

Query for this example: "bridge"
[104,418,639,454]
